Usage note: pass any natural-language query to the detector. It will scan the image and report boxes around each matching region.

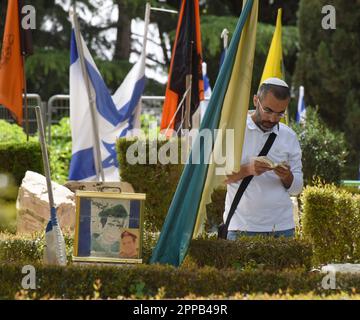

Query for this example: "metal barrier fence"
[0,94,45,135]
[46,95,165,143]
[47,95,71,144]
[1,94,210,142]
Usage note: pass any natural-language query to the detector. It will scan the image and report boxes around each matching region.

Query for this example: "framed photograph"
[73,191,146,264]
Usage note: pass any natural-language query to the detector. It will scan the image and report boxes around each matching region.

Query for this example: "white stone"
[16,171,75,234]
[321,264,360,274]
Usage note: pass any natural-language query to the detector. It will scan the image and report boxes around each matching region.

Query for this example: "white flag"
[69,10,148,181]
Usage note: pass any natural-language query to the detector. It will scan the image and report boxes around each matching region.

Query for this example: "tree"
[113,0,131,60]
[191,16,299,104]
[294,0,360,178]
[1,0,301,110]
[200,0,299,25]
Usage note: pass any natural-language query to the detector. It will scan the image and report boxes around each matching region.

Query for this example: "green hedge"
[2,233,360,299]
[0,231,153,266]
[186,237,313,271]
[49,117,72,184]
[0,233,312,271]
[205,187,226,233]
[0,142,43,187]
[0,120,33,144]
[0,126,43,232]
[0,236,43,263]
[0,233,74,265]
[301,183,360,265]
[340,186,360,195]
[117,138,184,232]
[2,263,360,299]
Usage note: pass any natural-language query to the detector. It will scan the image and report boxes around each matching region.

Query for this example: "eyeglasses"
[257,98,286,119]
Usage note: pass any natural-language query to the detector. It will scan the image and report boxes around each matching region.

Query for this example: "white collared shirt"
[223,114,303,232]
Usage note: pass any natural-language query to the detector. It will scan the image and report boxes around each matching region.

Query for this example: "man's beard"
[255,110,278,132]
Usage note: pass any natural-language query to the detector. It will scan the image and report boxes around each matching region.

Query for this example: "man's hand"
[224,161,273,184]
[225,171,242,184]
[273,164,293,189]
[252,159,273,176]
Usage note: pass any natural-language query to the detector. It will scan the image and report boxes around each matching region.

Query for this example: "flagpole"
[184,41,194,130]
[143,3,151,57]
[72,3,105,182]
[163,86,192,137]
[184,74,193,130]
[22,55,29,141]
[150,7,178,14]
[221,28,229,50]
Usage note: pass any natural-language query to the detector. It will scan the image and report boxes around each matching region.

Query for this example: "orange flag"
[0,0,24,125]
[160,0,204,133]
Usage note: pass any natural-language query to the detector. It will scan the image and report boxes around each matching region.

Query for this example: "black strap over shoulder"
[219,132,277,239]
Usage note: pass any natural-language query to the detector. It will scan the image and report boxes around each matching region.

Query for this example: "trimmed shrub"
[301,183,360,265]
[205,187,226,233]
[0,202,17,234]
[0,142,43,187]
[292,108,348,186]
[2,262,360,299]
[117,138,184,232]
[0,120,34,143]
[0,173,18,201]
[340,186,360,195]
[0,233,312,271]
[0,231,156,266]
[185,237,313,271]
[0,232,74,265]
[0,119,42,234]
[49,117,72,184]
[0,235,43,264]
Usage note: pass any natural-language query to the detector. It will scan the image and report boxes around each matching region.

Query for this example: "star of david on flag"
[68,7,149,181]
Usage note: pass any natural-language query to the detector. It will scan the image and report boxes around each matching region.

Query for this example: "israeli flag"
[69,12,148,181]
[200,62,212,122]
[296,86,306,124]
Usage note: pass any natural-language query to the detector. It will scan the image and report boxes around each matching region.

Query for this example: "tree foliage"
[294,0,360,177]
[292,108,348,186]
[198,17,299,105]
[1,0,302,103]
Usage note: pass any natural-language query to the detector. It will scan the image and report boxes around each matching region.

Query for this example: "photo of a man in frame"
[91,202,129,257]
[119,229,140,259]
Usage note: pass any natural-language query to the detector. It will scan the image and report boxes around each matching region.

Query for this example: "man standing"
[224,77,303,240]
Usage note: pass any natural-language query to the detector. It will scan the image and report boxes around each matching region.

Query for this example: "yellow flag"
[260,8,288,124]
[261,9,283,83]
